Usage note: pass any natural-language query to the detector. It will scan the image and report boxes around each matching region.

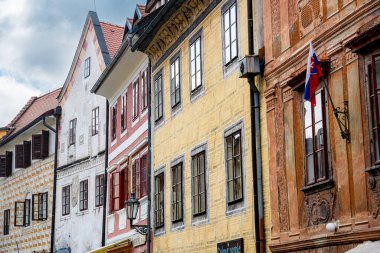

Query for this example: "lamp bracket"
[130,221,148,235]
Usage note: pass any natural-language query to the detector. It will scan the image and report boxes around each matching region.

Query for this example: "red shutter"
[41,130,49,158]
[136,160,140,199]
[32,134,42,159]
[140,155,147,197]
[0,155,6,177]
[119,170,125,209]
[15,144,24,168]
[5,151,12,177]
[109,173,114,213]
[23,141,31,168]
[132,162,136,196]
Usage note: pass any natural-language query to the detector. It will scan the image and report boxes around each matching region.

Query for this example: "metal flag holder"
[321,78,350,143]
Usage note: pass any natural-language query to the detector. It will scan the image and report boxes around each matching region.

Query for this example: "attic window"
[84,57,91,78]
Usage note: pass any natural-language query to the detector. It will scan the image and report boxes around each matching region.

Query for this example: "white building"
[54,11,123,253]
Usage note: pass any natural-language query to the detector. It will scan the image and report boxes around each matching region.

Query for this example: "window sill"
[301,179,335,196]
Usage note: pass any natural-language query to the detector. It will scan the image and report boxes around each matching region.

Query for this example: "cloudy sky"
[0,0,142,126]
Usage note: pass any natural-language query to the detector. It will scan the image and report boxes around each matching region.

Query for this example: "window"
[32,130,49,159]
[79,180,88,211]
[368,54,380,163]
[189,33,202,92]
[69,119,77,146]
[62,186,70,216]
[133,80,139,120]
[121,94,127,132]
[142,70,148,111]
[223,1,238,65]
[95,174,105,207]
[32,192,48,221]
[132,159,140,198]
[225,131,243,203]
[3,210,10,235]
[84,57,91,78]
[0,151,12,177]
[154,73,163,122]
[14,202,25,226]
[15,141,31,169]
[170,55,181,108]
[25,199,31,227]
[110,169,127,213]
[191,151,206,216]
[140,155,148,198]
[111,105,117,141]
[92,107,99,136]
[171,163,183,222]
[304,90,328,185]
[154,173,164,228]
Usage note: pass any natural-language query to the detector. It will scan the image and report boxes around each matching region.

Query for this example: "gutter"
[102,101,109,246]
[246,0,266,252]
[50,106,62,253]
[146,60,152,253]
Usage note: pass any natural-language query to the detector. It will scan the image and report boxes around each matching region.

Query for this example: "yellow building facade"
[133,0,270,252]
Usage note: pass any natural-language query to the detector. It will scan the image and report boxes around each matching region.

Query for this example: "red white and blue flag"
[304,42,323,107]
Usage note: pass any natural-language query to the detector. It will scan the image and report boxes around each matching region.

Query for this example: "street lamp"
[125,193,148,235]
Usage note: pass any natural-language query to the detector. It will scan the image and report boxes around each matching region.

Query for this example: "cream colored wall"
[150,0,270,252]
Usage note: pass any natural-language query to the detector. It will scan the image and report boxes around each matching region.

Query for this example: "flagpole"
[320,78,350,143]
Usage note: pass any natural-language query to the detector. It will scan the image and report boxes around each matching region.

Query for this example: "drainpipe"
[102,101,109,246]
[51,106,62,253]
[147,59,152,253]
[247,0,266,252]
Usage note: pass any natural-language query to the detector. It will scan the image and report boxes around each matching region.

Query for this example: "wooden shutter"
[0,155,6,177]
[23,141,31,168]
[14,201,25,226]
[32,194,39,220]
[41,130,49,158]
[132,162,136,196]
[15,144,24,168]
[32,134,42,159]
[119,170,125,209]
[109,173,114,213]
[5,151,12,177]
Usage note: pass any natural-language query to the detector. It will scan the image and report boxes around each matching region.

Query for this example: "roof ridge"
[35,87,61,100]
[99,21,124,29]
[7,96,37,127]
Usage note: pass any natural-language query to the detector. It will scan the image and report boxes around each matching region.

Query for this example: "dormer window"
[84,57,91,78]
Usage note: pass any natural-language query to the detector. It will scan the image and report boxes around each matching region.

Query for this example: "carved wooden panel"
[304,189,336,226]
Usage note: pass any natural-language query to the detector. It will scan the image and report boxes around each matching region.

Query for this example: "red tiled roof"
[5,88,61,137]
[100,22,124,59]
[137,4,148,17]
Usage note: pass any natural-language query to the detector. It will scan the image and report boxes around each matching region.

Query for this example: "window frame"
[62,185,71,216]
[92,107,99,136]
[14,201,25,227]
[225,130,244,205]
[133,79,140,120]
[367,54,380,165]
[170,51,182,109]
[24,199,31,227]
[171,162,183,223]
[121,93,127,132]
[95,174,105,207]
[69,119,77,146]
[189,29,203,95]
[303,88,329,186]
[154,172,165,229]
[79,179,89,211]
[32,192,48,221]
[142,70,149,112]
[84,57,91,78]
[191,151,207,217]
[111,104,117,141]
[154,70,164,123]
[222,0,238,66]
[132,159,140,199]
[140,154,148,198]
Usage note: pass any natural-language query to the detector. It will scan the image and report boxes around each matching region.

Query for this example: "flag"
[304,42,323,107]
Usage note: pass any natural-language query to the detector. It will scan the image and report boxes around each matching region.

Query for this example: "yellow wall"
[0,130,8,139]
[150,0,270,252]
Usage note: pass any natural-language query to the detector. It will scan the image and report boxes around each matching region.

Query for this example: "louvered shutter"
[132,162,136,196]
[41,130,49,158]
[5,151,12,177]
[14,201,25,226]
[119,170,125,209]
[0,155,6,177]
[23,141,31,168]
[15,144,24,168]
[110,173,114,212]
[32,134,42,159]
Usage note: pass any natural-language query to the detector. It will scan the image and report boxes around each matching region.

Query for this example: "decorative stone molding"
[265,87,277,112]
[345,50,358,65]
[282,85,294,103]
[145,0,212,64]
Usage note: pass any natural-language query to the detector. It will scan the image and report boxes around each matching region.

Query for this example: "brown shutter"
[41,130,49,158]
[32,134,42,159]
[5,151,12,177]
[15,144,24,168]
[0,155,6,177]
[14,201,25,226]
[23,141,31,168]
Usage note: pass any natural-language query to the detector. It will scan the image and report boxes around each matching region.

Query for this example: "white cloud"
[0,75,41,126]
